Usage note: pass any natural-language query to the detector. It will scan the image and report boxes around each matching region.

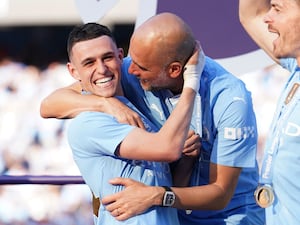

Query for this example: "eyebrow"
[80,51,115,66]
[80,57,94,66]
[131,59,149,71]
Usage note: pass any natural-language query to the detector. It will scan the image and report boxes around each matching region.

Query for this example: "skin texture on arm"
[116,38,202,162]
[171,163,241,210]
[102,163,241,220]
[40,81,145,128]
[117,87,197,162]
[239,0,279,63]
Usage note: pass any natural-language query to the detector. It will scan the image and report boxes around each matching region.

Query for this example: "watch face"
[164,191,175,206]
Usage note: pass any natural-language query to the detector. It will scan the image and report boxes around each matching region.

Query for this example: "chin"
[140,84,151,91]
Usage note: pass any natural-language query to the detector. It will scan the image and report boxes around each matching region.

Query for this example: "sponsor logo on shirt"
[224,126,256,140]
[284,122,300,137]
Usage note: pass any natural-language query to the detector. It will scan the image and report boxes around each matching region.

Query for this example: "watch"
[162,186,176,207]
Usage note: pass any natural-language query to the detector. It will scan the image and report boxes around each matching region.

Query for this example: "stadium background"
[0,0,288,224]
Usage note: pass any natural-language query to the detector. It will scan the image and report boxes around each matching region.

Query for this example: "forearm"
[239,0,278,63]
[157,164,241,210]
[239,0,270,36]
[157,88,196,157]
[150,184,230,210]
[40,88,106,119]
[172,184,230,210]
[239,0,270,22]
[120,88,196,161]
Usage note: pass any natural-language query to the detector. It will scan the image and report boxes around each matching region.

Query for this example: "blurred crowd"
[0,56,288,224]
[0,57,93,225]
[239,64,288,165]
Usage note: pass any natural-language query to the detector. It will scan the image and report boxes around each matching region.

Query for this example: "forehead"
[129,39,162,70]
[72,36,116,56]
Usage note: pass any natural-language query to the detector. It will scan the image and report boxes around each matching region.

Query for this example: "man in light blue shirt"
[239,0,300,224]
[65,22,201,225]
[109,56,263,225]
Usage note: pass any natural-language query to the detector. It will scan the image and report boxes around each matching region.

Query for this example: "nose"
[96,60,107,74]
[263,10,272,24]
[128,62,138,76]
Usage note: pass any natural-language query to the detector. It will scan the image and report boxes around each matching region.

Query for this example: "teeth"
[95,77,113,84]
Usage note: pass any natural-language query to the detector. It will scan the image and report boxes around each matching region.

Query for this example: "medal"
[254,185,274,208]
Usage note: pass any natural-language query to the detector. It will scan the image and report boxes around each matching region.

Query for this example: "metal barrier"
[0,175,85,185]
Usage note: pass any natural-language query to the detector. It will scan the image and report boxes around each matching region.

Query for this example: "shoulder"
[202,57,250,99]
[68,112,116,134]
[280,58,298,72]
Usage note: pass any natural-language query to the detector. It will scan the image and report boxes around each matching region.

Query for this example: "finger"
[115,211,134,221]
[183,148,200,157]
[187,130,196,138]
[108,177,134,186]
[101,193,117,205]
[111,208,121,217]
[108,204,135,221]
[183,140,201,152]
[135,117,146,130]
[183,133,200,149]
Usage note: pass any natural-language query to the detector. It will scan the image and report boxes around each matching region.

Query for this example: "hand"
[186,41,201,66]
[105,98,145,129]
[183,41,205,92]
[182,130,201,157]
[102,178,161,221]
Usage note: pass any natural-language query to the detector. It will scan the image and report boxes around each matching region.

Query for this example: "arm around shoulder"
[40,82,87,119]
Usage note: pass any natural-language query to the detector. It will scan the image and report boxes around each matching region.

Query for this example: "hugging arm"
[102,84,252,220]
[40,81,145,128]
[102,164,241,220]
[116,46,202,161]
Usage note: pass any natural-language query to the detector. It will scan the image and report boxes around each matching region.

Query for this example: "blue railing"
[0,175,85,185]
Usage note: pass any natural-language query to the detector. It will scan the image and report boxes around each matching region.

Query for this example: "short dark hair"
[67,23,115,60]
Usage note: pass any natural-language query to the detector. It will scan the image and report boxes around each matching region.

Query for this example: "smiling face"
[67,36,124,97]
[264,0,300,59]
[127,13,195,94]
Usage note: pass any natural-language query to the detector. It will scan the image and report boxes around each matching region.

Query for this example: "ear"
[67,62,81,81]
[118,48,124,62]
[167,62,183,78]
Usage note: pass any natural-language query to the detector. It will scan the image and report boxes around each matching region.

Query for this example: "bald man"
[41,13,264,225]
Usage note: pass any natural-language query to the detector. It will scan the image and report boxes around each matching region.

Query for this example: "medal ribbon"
[260,79,300,185]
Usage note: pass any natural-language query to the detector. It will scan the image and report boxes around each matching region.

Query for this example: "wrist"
[153,186,165,206]
[161,186,176,207]
[183,50,205,92]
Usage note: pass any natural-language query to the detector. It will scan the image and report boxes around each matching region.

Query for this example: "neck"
[115,85,124,96]
[170,78,184,95]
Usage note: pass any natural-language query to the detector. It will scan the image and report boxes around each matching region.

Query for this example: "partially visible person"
[239,0,300,224]
[64,22,201,225]
[40,13,264,225]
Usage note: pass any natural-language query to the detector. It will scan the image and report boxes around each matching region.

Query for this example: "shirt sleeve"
[210,85,258,168]
[67,111,135,159]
